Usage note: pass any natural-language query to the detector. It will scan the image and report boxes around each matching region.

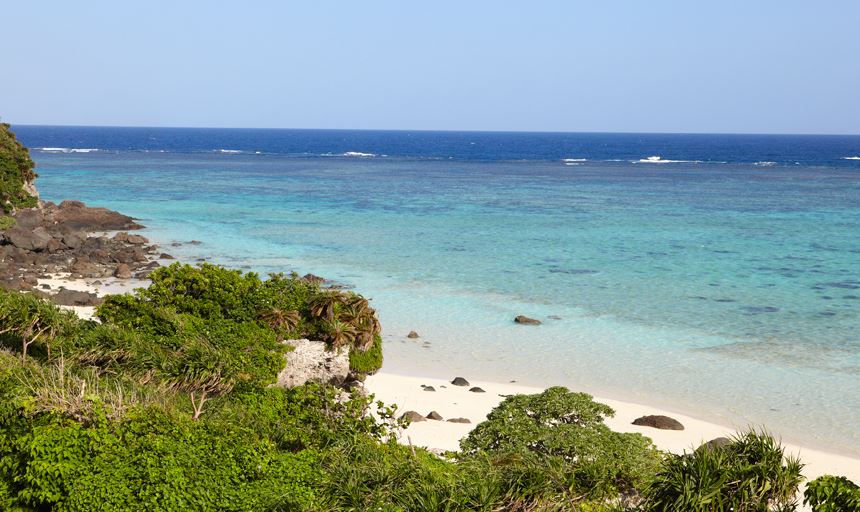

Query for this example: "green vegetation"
[461,386,662,505]
[804,475,860,512]
[644,429,803,511]
[0,263,855,510]
[0,123,38,212]
[0,215,15,230]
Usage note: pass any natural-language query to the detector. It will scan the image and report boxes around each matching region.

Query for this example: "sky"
[2,1,859,134]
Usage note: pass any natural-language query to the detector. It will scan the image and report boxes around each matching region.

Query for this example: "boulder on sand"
[51,289,102,307]
[114,264,132,279]
[400,411,426,422]
[451,377,470,386]
[632,415,685,431]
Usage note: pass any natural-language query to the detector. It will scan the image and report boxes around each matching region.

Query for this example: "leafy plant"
[804,475,860,512]
[643,429,804,511]
[461,386,661,504]
[0,123,39,212]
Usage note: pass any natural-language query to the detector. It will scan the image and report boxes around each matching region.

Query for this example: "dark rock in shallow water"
[422,386,435,392]
[447,418,471,424]
[52,289,102,307]
[469,387,486,393]
[741,306,780,314]
[407,330,420,338]
[399,411,426,423]
[514,315,542,325]
[159,253,175,260]
[451,377,470,386]
[426,411,443,421]
[547,315,562,320]
[697,437,732,453]
[632,415,684,431]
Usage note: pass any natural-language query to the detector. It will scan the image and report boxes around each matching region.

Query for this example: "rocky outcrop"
[48,200,141,232]
[1,201,158,290]
[275,339,350,388]
[51,289,102,307]
[632,415,685,431]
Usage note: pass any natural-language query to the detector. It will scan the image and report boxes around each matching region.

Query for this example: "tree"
[0,291,73,362]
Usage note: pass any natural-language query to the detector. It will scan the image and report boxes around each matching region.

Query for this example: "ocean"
[14,125,860,455]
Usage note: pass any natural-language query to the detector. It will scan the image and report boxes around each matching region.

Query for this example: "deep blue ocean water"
[14,125,860,455]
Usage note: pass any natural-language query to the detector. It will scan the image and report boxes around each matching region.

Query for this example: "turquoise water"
[16,127,860,455]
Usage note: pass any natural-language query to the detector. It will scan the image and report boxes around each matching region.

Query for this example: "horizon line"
[9,122,860,138]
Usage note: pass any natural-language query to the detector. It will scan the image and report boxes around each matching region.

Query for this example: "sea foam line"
[842,156,860,161]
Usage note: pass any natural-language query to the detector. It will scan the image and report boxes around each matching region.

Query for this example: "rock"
[113,232,129,242]
[301,273,325,285]
[447,418,471,424]
[5,227,53,251]
[189,240,202,245]
[276,339,350,388]
[547,315,562,320]
[697,437,732,453]
[114,264,132,279]
[422,386,436,392]
[514,315,542,325]
[45,238,65,253]
[399,411,426,423]
[632,415,685,431]
[63,231,87,249]
[407,330,420,338]
[52,289,102,306]
[52,201,142,231]
[126,234,148,245]
[469,387,486,393]
[451,377,470,386]
[40,284,50,290]
[426,411,443,421]
[11,208,44,229]
[159,253,175,259]
[69,259,104,278]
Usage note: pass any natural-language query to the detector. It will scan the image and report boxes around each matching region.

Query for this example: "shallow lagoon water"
[16,127,860,455]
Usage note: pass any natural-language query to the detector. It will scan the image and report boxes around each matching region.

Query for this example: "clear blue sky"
[3,1,859,134]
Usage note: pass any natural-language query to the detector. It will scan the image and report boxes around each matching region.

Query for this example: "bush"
[804,475,860,512]
[0,123,38,212]
[461,386,661,504]
[643,429,804,511]
[348,334,383,374]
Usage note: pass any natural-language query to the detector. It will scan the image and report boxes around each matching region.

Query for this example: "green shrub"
[461,386,661,504]
[804,475,860,512]
[0,123,38,212]
[349,333,383,374]
[0,215,15,230]
[643,429,804,511]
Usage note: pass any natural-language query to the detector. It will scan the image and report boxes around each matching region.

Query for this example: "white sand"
[36,273,147,320]
[365,371,860,487]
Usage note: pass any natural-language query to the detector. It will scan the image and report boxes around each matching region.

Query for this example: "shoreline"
[365,371,860,486]
[18,219,860,488]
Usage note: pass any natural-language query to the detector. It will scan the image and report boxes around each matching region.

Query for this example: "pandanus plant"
[258,307,301,334]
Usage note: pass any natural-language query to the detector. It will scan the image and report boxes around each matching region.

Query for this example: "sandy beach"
[365,372,860,488]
